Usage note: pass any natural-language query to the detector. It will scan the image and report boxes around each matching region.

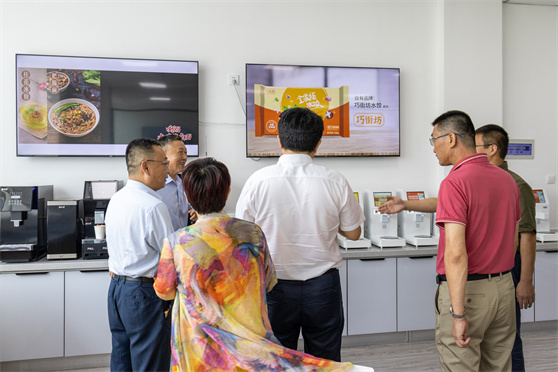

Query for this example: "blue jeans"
[267,268,344,362]
[511,251,525,372]
[107,277,172,372]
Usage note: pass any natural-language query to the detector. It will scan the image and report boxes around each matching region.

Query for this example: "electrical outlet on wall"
[228,74,239,86]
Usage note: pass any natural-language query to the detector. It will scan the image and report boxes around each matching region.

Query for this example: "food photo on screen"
[245,63,400,158]
[47,70,101,141]
[16,54,199,157]
[17,67,103,144]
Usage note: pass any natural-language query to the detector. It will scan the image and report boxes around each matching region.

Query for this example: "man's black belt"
[436,270,510,284]
[113,274,154,283]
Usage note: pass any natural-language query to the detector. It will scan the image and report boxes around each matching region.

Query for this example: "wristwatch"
[449,305,466,319]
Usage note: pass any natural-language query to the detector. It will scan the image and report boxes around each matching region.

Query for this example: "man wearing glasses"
[431,111,520,371]
[381,111,521,371]
[105,138,174,372]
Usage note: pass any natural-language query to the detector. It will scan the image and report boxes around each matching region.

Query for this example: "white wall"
[443,0,503,122]
[503,4,558,227]
[1,0,556,228]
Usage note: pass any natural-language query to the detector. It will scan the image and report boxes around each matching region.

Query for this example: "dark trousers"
[511,251,525,372]
[107,277,172,372]
[267,268,344,362]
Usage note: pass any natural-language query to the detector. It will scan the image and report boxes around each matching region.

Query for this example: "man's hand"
[377,196,404,214]
[452,317,471,348]
[517,231,536,309]
[188,208,198,223]
[516,280,535,309]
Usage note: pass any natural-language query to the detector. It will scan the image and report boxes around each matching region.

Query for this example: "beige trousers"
[435,273,516,372]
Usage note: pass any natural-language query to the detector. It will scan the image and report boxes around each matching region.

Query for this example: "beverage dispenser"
[337,191,371,249]
[0,186,53,262]
[362,190,406,249]
[396,190,438,247]
[533,188,558,242]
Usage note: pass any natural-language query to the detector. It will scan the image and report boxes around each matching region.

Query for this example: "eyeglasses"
[429,133,464,146]
[145,159,170,167]
[475,143,493,148]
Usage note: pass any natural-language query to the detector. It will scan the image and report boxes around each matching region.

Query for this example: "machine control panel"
[0,187,35,212]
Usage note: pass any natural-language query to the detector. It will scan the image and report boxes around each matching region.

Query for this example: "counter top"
[340,241,558,260]
[339,245,438,259]
[0,258,109,274]
[1,242,557,274]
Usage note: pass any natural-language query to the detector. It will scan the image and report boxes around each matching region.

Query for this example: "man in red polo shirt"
[431,110,520,371]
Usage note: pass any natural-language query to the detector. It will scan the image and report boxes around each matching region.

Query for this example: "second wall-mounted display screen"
[246,63,400,158]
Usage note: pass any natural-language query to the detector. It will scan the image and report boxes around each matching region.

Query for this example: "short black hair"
[278,107,323,153]
[158,134,183,150]
[432,110,476,149]
[182,157,230,214]
[476,124,509,159]
[125,138,161,173]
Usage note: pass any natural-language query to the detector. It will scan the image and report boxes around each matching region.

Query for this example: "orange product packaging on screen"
[254,84,350,137]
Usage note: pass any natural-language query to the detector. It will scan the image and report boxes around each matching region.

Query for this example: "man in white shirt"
[105,138,174,372]
[157,134,197,231]
[236,107,364,362]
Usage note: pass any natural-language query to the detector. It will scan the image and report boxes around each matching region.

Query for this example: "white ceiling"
[503,0,558,5]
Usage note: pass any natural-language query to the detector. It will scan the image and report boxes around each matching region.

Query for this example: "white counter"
[1,241,556,273]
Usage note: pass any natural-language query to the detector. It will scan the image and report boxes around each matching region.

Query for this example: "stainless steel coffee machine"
[0,186,53,262]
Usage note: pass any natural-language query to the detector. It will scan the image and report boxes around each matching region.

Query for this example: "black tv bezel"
[15,53,200,158]
[245,62,401,159]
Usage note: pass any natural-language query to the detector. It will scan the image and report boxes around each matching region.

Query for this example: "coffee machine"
[80,180,119,259]
[0,186,53,262]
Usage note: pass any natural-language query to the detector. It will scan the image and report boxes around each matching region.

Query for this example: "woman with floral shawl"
[154,158,369,372]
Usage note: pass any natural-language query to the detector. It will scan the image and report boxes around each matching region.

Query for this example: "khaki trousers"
[435,273,516,372]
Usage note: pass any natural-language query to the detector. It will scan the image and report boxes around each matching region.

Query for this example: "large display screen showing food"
[246,63,400,157]
[16,54,199,157]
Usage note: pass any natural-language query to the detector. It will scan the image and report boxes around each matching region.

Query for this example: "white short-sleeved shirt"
[235,154,365,281]
[106,180,174,278]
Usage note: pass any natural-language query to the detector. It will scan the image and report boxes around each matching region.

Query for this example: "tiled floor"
[341,329,558,371]
[55,329,557,372]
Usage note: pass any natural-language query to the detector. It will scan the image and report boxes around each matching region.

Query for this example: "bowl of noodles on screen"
[48,99,99,137]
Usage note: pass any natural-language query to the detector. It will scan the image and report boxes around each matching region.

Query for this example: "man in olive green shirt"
[475,124,536,372]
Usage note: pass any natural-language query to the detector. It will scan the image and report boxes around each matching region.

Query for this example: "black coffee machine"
[80,180,119,259]
[0,186,53,262]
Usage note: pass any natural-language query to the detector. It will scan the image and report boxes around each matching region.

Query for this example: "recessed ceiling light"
[140,82,167,89]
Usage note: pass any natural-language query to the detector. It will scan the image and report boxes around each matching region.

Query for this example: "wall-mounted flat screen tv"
[16,54,199,157]
[245,63,400,158]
